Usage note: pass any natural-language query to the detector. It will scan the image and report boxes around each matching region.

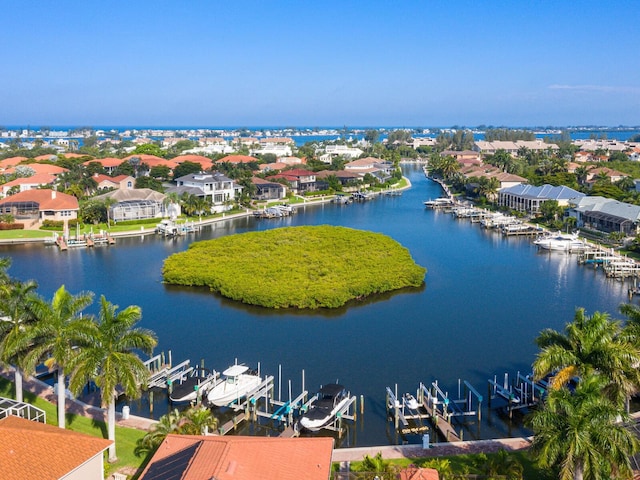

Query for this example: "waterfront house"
[251,176,286,200]
[169,172,241,212]
[460,165,527,189]
[92,173,135,191]
[268,168,317,194]
[318,145,364,163]
[498,184,585,214]
[0,415,112,480]
[138,434,333,480]
[315,169,362,189]
[0,173,57,196]
[94,188,167,221]
[0,189,78,228]
[571,196,640,235]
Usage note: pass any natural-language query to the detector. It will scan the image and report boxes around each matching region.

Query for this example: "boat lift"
[488,372,545,418]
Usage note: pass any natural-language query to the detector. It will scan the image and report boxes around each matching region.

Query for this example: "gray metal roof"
[574,196,640,222]
[94,188,165,203]
[501,184,585,201]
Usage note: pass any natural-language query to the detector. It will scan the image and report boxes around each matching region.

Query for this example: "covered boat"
[206,364,262,407]
[298,383,350,432]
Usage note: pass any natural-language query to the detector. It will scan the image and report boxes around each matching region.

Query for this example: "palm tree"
[0,279,39,402]
[527,373,637,480]
[66,295,157,462]
[474,450,523,480]
[533,308,640,408]
[22,285,95,428]
[134,406,218,457]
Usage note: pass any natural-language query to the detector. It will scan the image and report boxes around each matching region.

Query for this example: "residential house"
[138,434,333,480]
[571,196,640,235]
[441,150,482,167]
[216,154,259,165]
[398,465,440,480]
[82,157,125,175]
[0,188,78,227]
[460,165,527,189]
[318,145,364,163]
[92,174,135,191]
[412,137,437,149]
[250,143,293,157]
[584,166,627,186]
[0,415,112,480]
[344,157,394,182]
[498,184,585,214]
[0,156,28,171]
[251,177,286,200]
[94,188,168,221]
[315,169,361,189]
[3,163,68,176]
[172,154,214,171]
[169,172,240,212]
[268,168,317,194]
[122,154,179,173]
[0,173,57,196]
[473,140,558,156]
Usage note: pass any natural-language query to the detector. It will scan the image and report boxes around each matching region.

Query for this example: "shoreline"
[0,177,412,246]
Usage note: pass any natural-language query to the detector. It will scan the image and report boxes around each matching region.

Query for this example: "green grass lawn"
[0,377,148,476]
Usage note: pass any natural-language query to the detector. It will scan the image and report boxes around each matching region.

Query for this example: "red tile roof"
[172,155,214,169]
[83,157,125,168]
[3,163,68,175]
[1,173,56,188]
[0,189,79,210]
[216,155,259,164]
[398,465,440,480]
[140,434,334,480]
[123,154,178,169]
[0,156,28,169]
[34,154,58,161]
[60,152,92,159]
[0,416,111,480]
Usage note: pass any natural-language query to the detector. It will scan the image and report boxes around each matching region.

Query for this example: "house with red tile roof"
[398,465,440,480]
[0,189,79,228]
[216,154,259,165]
[139,434,333,480]
[172,154,214,170]
[123,154,178,170]
[83,157,125,175]
[34,154,59,161]
[0,156,28,170]
[268,168,317,194]
[585,166,628,185]
[92,173,135,191]
[0,173,57,196]
[0,415,112,480]
[3,163,68,176]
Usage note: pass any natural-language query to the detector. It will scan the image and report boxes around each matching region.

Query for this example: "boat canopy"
[222,364,250,377]
[318,384,345,397]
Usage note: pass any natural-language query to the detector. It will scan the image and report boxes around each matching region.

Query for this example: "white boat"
[169,367,217,403]
[404,392,420,410]
[298,384,350,432]
[156,219,179,236]
[206,364,262,407]
[533,232,586,251]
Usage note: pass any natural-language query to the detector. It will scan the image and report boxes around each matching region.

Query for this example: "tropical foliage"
[162,226,426,309]
[134,406,218,457]
[527,374,637,480]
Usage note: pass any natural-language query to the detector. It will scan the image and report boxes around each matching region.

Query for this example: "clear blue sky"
[2,1,638,127]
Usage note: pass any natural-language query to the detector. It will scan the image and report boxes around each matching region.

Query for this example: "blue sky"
[1,1,638,127]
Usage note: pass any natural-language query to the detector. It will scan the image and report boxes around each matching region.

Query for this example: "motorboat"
[169,367,217,403]
[206,364,262,407]
[404,392,420,410]
[298,383,350,432]
[156,219,179,236]
[533,232,586,251]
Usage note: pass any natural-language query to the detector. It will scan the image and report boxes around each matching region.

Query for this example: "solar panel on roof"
[142,441,201,480]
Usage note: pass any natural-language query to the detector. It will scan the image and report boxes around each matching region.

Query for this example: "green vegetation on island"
[162,225,426,309]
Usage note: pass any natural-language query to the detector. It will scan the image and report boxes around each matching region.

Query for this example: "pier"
[488,372,546,419]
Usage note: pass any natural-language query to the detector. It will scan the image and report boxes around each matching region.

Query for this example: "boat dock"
[488,372,546,419]
[387,379,482,442]
[54,230,115,251]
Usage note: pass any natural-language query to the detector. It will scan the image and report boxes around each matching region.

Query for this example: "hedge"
[162,225,426,309]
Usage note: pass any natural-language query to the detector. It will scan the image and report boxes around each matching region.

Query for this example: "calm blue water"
[0,164,630,445]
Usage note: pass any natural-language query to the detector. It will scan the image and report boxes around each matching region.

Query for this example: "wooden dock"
[421,398,461,442]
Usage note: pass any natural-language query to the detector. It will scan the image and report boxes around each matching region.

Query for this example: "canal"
[0,164,630,445]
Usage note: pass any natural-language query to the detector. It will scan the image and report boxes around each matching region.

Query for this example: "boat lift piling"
[488,372,543,419]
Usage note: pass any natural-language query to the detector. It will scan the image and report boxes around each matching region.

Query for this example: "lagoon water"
[0,164,631,445]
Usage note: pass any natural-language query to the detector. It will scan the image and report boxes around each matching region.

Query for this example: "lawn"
[0,377,149,476]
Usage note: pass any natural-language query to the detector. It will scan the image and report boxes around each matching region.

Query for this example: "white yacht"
[206,364,262,407]
[533,232,586,251]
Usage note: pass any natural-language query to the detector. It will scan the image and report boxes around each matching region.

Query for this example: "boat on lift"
[206,364,262,407]
[169,367,217,403]
[298,383,350,432]
[533,231,586,251]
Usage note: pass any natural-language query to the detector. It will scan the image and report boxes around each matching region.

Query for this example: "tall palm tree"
[22,286,95,428]
[0,279,39,402]
[527,373,637,480]
[67,295,157,462]
[533,308,640,407]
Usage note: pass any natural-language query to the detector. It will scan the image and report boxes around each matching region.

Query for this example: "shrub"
[163,225,426,309]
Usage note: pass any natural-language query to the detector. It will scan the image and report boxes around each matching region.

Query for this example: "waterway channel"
[0,164,632,446]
